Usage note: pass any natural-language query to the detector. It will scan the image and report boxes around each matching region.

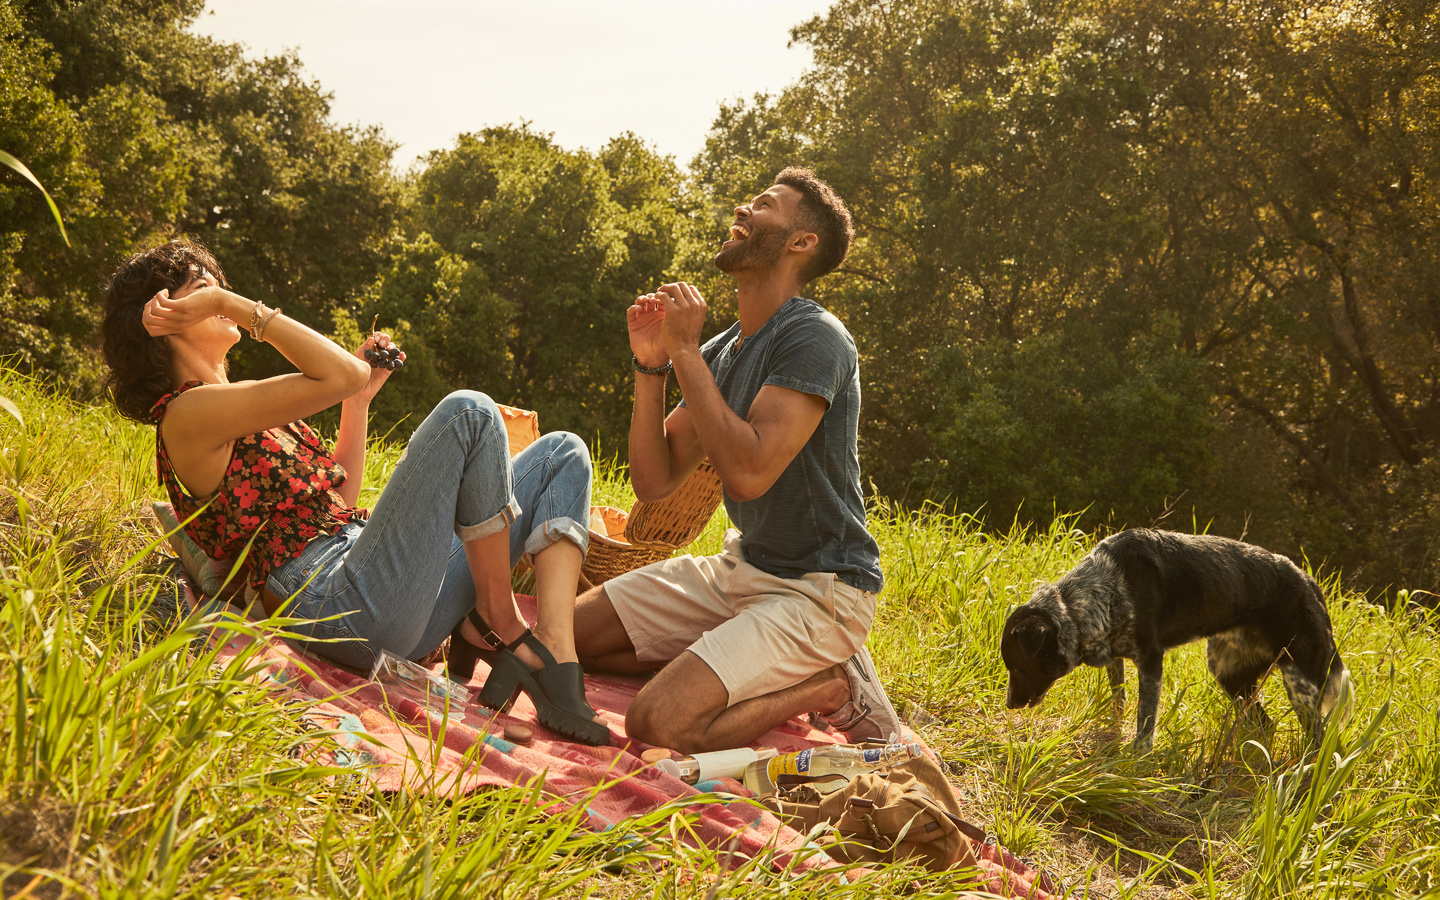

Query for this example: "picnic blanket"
[188,585,1061,897]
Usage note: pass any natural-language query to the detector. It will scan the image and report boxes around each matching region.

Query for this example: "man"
[573,168,899,753]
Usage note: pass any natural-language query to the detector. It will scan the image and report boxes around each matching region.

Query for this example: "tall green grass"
[2,365,1439,898]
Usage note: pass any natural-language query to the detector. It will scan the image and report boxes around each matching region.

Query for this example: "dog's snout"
[1006,683,1044,710]
[1005,673,1049,711]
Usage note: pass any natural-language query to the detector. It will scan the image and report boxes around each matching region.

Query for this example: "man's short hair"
[774,167,854,284]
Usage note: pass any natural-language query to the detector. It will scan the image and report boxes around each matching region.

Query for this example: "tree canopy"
[0,0,707,447]
[694,0,1440,594]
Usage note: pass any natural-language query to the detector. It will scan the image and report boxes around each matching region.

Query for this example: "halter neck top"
[151,381,361,590]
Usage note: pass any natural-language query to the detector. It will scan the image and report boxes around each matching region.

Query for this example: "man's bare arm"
[661,282,827,502]
[628,368,705,502]
[626,294,705,502]
[672,360,825,501]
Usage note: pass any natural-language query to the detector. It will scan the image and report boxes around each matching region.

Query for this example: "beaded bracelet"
[632,355,673,376]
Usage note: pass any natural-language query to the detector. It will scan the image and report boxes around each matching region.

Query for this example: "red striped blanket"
[194,588,1061,898]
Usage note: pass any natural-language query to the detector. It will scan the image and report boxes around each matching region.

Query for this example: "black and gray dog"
[1001,529,1351,751]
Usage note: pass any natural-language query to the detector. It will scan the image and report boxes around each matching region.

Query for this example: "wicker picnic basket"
[496,404,724,588]
[580,460,725,588]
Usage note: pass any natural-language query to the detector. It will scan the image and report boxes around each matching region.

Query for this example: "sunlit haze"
[192,0,831,169]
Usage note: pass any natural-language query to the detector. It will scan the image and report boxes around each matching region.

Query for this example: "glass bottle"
[655,746,780,785]
[741,742,922,796]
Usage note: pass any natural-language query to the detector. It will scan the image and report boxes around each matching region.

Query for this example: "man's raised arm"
[626,292,704,502]
[658,282,826,503]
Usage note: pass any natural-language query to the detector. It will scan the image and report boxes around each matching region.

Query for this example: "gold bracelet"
[247,301,268,341]
[255,306,282,343]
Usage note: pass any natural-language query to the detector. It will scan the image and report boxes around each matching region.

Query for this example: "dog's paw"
[1131,733,1156,754]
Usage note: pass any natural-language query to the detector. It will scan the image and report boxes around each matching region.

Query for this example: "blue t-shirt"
[678,297,883,592]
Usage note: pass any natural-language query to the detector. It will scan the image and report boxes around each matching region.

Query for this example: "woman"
[101,239,608,746]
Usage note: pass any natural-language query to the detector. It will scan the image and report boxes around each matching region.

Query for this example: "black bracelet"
[632,355,673,376]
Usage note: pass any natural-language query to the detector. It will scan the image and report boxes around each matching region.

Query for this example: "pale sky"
[192,0,831,170]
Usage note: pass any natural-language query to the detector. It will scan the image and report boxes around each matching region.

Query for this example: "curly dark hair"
[101,239,228,423]
[773,167,854,284]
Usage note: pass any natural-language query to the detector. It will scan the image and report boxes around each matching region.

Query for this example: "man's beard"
[713,222,788,274]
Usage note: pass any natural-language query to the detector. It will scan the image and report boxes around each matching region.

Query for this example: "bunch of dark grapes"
[364,343,404,370]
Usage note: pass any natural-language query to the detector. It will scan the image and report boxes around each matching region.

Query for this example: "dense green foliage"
[2,0,400,391]
[695,0,1440,595]
[3,0,1436,594]
[4,366,1440,897]
[364,128,713,442]
[9,1,1440,895]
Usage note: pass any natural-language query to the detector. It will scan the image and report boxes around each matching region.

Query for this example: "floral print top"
[151,381,364,590]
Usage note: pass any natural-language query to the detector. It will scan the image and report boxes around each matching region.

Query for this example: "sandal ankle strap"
[510,630,559,669]
[467,609,505,650]
[502,626,534,653]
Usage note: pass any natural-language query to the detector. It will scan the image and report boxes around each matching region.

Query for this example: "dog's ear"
[1015,617,1052,659]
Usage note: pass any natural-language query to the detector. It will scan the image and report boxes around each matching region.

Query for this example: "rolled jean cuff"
[523,516,589,561]
[455,496,520,542]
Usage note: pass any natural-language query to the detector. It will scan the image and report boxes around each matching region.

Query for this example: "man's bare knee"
[625,653,729,752]
[627,692,713,751]
[625,689,675,747]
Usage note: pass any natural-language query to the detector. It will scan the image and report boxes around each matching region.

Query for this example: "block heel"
[477,648,526,712]
[474,627,609,747]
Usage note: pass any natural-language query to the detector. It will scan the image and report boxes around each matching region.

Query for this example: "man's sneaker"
[816,646,903,743]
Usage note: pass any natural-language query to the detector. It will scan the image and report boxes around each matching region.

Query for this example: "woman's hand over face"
[142,285,234,336]
[351,332,405,404]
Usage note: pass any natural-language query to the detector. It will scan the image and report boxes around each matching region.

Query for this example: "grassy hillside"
[1,365,1437,898]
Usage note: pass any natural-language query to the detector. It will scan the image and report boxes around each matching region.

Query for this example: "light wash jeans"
[265,391,592,671]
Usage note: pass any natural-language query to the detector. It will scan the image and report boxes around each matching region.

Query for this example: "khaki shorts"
[604,530,876,707]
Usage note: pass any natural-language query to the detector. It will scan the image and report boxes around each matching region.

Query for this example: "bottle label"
[769,748,813,778]
[862,748,884,764]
